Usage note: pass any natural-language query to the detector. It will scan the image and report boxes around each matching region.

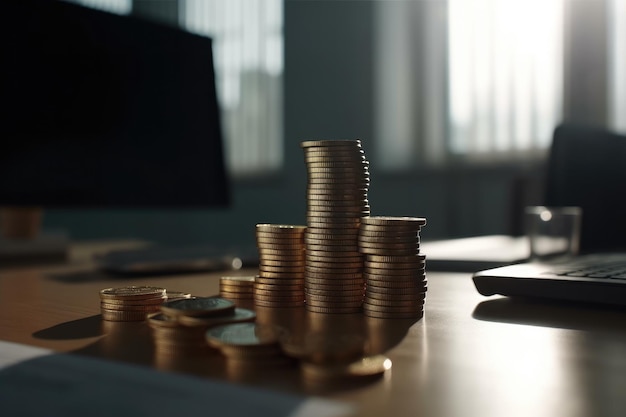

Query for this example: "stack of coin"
[149,296,253,356]
[99,286,166,322]
[359,216,427,319]
[255,224,306,308]
[219,276,255,302]
[301,140,369,313]
[205,322,289,365]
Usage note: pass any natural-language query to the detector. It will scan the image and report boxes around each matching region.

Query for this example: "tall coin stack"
[302,140,370,313]
[255,224,307,308]
[359,216,427,319]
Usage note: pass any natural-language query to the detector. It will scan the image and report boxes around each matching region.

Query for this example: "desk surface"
[2,242,626,417]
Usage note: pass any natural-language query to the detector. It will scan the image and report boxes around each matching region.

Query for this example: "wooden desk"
[2,244,626,417]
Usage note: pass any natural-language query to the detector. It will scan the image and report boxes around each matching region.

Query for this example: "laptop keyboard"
[552,255,626,280]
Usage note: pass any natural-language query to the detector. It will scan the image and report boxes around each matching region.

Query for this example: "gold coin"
[219,285,255,292]
[259,259,307,268]
[305,287,364,296]
[305,237,360,246]
[160,297,235,318]
[220,293,254,300]
[254,278,305,287]
[358,229,419,237]
[367,254,427,263]
[301,139,362,148]
[257,248,305,257]
[305,294,363,304]
[254,281,303,290]
[219,284,255,292]
[364,269,426,278]
[306,244,360,253]
[362,302,424,313]
[146,312,181,328]
[255,224,307,233]
[306,261,364,271]
[366,284,427,295]
[363,310,424,319]
[176,308,256,328]
[304,283,365,293]
[305,254,363,262]
[306,249,362,258]
[303,150,366,159]
[259,265,305,274]
[358,240,419,249]
[359,247,420,256]
[307,162,369,170]
[364,261,426,270]
[257,270,306,279]
[305,265,362,274]
[254,300,304,308]
[256,236,304,245]
[165,291,192,301]
[358,235,420,244]
[100,302,162,312]
[365,280,427,290]
[98,296,166,306]
[363,296,425,307]
[305,271,363,281]
[361,216,427,226]
[101,309,148,322]
[259,250,305,263]
[305,305,362,314]
[220,276,255,284]
[307,200,369,209]
[255,243,305,251]
[255,234,305,244]
[307,188,368,196]
[305,231,360,239]
[99,286,166,300]
[254,287,304,297]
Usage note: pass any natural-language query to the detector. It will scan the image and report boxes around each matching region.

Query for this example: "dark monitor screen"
[0,0,230,208]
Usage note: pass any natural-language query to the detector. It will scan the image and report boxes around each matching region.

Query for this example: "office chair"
[544,123,626,253]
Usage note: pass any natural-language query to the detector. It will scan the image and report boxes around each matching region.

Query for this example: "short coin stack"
[255,224,306,308]
[99,286,167,322]
[302,140,370,313]
[359,216,427,319]
[148,297,255,356]
[219,276,255,303]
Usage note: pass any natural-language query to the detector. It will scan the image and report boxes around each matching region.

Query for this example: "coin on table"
[99,286,166,300]
[160,296,235,317]
[177,308,256,327]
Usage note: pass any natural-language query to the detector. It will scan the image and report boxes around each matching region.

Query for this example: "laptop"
[472,124,626,306]
[472,253,626,306]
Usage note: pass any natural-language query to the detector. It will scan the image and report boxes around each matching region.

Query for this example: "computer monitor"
[0,0,230,208]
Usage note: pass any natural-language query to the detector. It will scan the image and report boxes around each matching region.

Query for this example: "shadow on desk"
[29,307,420,395]
[473,297,626,333]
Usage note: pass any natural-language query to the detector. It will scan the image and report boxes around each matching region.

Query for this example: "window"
[609,0,626,132]
[448,0,563,158]
[375,0,563,169]
[181,0,284,176]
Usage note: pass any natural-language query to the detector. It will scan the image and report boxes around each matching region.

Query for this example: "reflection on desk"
[2,247,626,417]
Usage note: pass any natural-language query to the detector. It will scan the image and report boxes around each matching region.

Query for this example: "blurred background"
[43,0,626,249]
